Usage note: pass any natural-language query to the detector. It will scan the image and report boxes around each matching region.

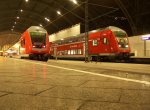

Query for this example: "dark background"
[0,0,149,36]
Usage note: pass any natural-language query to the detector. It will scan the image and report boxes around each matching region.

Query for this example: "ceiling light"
[44,17,50,22]
[14,22,17,24]
[39,24,43,27]
[57,11,62,15]
[20,9,23,12]
[25,0,29,2]
[16,16,20,19]
[11,29,14,31]
[70,0,78,4]
[47,19,50,22]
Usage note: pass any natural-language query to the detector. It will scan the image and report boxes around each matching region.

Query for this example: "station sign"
[141,34,150,40]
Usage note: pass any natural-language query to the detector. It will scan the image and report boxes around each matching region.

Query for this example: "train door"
[101,32,111,54]
[88,32,100,55]
[90,38,99,54]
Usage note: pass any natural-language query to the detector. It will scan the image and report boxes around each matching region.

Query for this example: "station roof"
[0,0,150,37]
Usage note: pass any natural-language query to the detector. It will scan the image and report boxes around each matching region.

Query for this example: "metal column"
[84,0,89,62]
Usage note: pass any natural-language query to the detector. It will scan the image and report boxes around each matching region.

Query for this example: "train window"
[65,50,68,55]
[71,50,74,55]
[30,32,46,45]
[73,50,75,55]
[103,38,109,45]
[68,50,71,55]
[92,40,98,46]
[60,51,65,55]
[57,51,60,55]
[78,49,82,54]
[59,51,61,55]
[75,50,78,55]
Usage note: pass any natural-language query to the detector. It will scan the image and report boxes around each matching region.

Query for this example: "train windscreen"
[113,31,129,48]
[30,32,46,45]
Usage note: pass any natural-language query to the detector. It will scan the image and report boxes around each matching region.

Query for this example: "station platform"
[0,57,150,110]
[130,56,150,63]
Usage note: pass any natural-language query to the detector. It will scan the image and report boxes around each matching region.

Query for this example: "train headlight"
[32,45,36,48]
[125,45,129,48]
[42,45,46,48]
[118,45,121,47]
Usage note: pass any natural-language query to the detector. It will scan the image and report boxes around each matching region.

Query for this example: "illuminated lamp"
[141,34,150,40]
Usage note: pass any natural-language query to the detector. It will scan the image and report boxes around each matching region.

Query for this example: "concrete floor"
[0,57,150,110]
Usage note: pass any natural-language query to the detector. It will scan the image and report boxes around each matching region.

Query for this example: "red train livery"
[13,26,50,61]
[50,26,133,61]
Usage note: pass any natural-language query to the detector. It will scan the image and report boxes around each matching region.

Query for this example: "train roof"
[87,26,126,34]
[106,26,126,33]
[27,26,47,33]
[74,26,126,38]
[72,26,126,38]
[52,26,126,43]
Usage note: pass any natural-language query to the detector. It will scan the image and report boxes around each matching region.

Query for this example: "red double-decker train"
[50,26,133,61]
[12,26,50,61]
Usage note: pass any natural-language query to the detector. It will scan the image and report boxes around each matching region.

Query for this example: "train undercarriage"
[28,54,49,61]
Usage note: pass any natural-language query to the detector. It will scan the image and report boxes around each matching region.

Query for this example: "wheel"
[29,54,34,60]
[43,56,48,62]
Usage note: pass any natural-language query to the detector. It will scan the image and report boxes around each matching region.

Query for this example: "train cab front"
[28,27,50,61]
[113,29,133,59]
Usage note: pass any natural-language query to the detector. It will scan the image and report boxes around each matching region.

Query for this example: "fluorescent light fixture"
[47,19,50,22]
[16,16,20,19]
[57,11,62,15]
[70,0,78,4]
[20,9,23,12]
[39,24,43,27]
[44,17,50,22]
